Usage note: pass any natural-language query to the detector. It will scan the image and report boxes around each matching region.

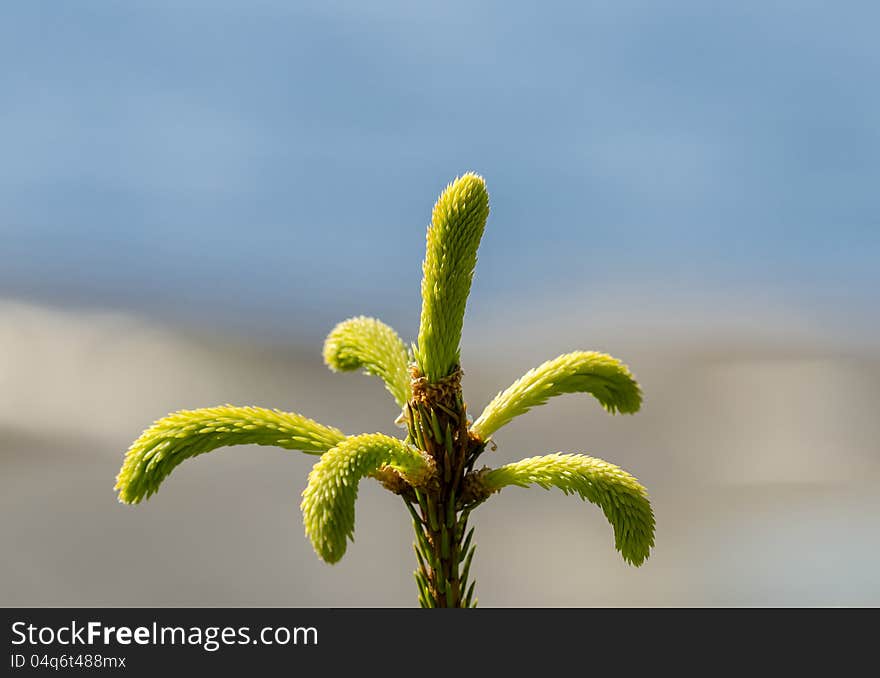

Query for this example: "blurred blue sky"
[2,1,878,342]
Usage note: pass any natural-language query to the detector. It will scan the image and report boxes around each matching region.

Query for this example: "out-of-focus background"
[2,1,878,607]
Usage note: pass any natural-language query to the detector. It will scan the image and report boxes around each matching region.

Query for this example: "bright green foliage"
[115,406,345,504]
[471,351,642,440]
[482,453,655,566]
[323,316,411,407]
[116,172,656,605]
[301,433,435,564]
[414,173,489,382]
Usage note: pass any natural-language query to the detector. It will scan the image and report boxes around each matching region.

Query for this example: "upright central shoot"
[116,172,655,608]
[406,174,489,607]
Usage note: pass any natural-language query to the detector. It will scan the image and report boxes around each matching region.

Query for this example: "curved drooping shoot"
[115,171,656,606]
[471,351,642,441]
[481,453,654,566]
[301,434,436,564]
[414,173,489,383]
[323,316,411,407]
[115,406,345,504]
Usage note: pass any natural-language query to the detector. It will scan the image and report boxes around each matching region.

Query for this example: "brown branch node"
[458,467,496,508]
[410,364,463,409]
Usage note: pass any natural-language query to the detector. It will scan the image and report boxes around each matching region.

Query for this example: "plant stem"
[407,368,485,608]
